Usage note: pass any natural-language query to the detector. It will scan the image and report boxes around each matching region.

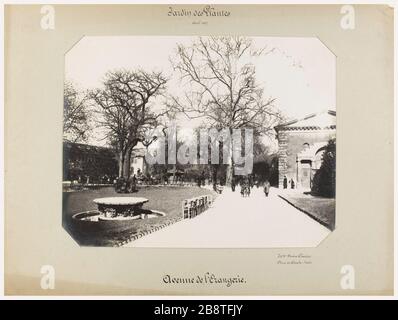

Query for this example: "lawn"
[63,186,217,246]
[279,192,335,230]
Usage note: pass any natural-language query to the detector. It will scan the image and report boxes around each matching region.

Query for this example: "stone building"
[274,110,336,190]
[130,146,146,176]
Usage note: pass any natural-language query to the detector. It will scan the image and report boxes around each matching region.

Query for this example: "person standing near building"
[283,176,288,189]
[264,180,270,197]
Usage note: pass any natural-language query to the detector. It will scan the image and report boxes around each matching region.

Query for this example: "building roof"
[275,110,336,132]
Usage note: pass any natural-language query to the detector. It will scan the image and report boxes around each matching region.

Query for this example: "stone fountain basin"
[92,197,149,217]
[97,210,165,221]
[70,196,165,236]
[71,209,166,236]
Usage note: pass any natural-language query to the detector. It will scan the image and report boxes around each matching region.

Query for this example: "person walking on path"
[263,180,271,197]
[197,175,202,188]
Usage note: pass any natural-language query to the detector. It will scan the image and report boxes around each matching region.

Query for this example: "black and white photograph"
[63,35,336,248]
[3,1,396,299]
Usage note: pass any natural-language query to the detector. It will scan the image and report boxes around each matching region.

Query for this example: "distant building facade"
[274,110,336,190]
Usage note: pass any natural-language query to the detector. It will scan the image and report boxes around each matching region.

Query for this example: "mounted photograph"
[62,35,336,248]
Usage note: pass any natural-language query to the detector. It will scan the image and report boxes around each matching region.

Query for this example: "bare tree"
[171,36,282,183]
[90,69,167,178]
[63,81,91,143]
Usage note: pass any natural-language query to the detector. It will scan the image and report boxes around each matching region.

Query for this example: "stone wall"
[277,129,336,188]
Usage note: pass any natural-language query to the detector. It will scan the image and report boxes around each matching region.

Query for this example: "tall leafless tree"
[90,69,167,178]
[63,81,91,143]
[171,36,282,184]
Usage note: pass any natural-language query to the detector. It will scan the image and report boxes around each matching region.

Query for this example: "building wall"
[277,129,336,188]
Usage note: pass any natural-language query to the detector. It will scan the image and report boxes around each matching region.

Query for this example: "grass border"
[278,194,334,231]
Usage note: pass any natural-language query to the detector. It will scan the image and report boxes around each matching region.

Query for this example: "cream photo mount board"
[4,4,394,295]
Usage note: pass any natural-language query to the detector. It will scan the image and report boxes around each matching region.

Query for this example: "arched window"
[303,142,310,149]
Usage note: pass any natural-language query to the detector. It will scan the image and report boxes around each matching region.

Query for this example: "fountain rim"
[92,197,149,206]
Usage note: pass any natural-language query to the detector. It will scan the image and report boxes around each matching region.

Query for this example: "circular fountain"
[93,197,149,219]
[71,197,165,235]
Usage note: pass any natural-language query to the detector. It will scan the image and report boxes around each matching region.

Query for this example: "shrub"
[312,139,336,197]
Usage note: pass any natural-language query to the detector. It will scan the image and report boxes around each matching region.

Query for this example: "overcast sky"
[65,36,336,148]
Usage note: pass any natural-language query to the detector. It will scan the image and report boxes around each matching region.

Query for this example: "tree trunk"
[118,152,125,177]
[225,157,235,186]
[172,164,176,183]
[122,147,133,179]
[144,147,150,176]
[225,133,235,186]
[212,165,218,184]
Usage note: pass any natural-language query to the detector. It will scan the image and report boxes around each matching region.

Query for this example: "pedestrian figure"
[240,178,250,197]
[283,176,288,189]
[240,180,245,197]
[200,171,205,187]
[264,180,270,197]
[115,176,125,193]
[249,175,254,189]
[241,184,249,197]
[290,179,295,189]
[163,171,169,185]
[231,176,236,192]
